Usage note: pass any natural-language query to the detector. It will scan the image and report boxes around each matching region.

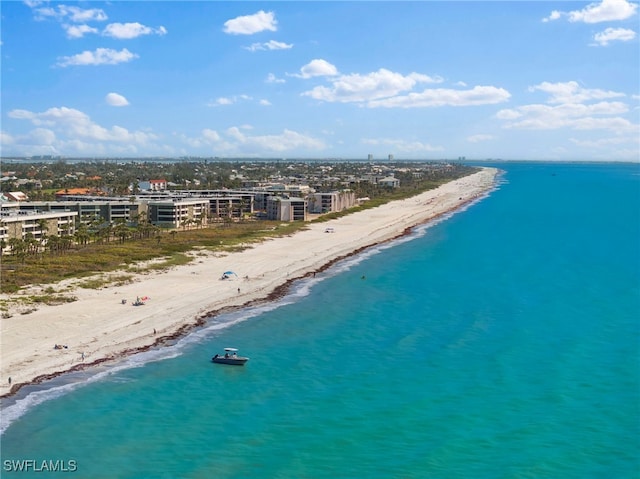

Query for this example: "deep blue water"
[1,162,639,478]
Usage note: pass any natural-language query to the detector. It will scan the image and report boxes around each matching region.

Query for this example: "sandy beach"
[0,167,497,397]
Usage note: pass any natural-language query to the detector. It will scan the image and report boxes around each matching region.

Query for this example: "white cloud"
[5,106,158,155]
[56,48,138,67]
[29,3,108,23]
[266,73,286,84]
[29,127,57,145]
[497,102,630,126]
[208,95,253,107]
[497,81,636,133]
[300,66,506,108]
[2,128,61,156]
[64,24,98,39]
[8,107,155,143]
[528,81,625,104]
[245,40,293,52]
[229,128,325,152]
[302,68,443,103]
[570,135,639,147]
[202,129,221,142]
[566,134,640,160]
[58,5,108,23]
[543,0,638,23]
[367,85,510,108]
[259,99,272,106]
[105,93,130,107]
[0,130,15,145]
[213,97,234,106]
[362,137,443,153]
[225,126,247,141]
[592,27,637,45]
[103,22,167,39]
[294,59,339,79]
[179,125,324,154]
[223,10,277,35]
[542,10,563,22]
[467,134,495,143]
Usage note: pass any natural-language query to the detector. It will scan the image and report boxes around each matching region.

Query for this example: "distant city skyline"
[1,1,639,161]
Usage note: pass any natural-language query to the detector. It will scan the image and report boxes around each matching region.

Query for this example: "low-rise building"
[55,187,98,199]
[147,199,209,229]
[14,201,148,226]
[378,176,400,188]
[0,209,77,245]
[138,179,167,191]
[4,191,29,202]
[266,197,307,221]
[308,191,356,214]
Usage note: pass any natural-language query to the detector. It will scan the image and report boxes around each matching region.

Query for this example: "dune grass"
[0,221,306,293]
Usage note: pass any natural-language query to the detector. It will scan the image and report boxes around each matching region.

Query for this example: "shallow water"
[1,162,639,478]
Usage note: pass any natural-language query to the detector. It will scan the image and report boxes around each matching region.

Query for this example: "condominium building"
[308,191,357,214]
[0,208,77,244]
[16,201,148,225]
[266,197,307,221]
[147,199,209,229]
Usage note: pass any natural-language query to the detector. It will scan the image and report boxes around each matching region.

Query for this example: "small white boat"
[212,348,249,366]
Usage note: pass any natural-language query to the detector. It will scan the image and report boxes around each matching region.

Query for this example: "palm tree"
[113,219,130,244]
[181,217,193,231]
[74,224,90,246]
[36,218,49,254]
[59,234,74,253]
[47,234,61,255]
[238,198,249,222]
[24,233,39,257]
[8,237,24,258]
[8,237,28,263]
[99,222,113,244]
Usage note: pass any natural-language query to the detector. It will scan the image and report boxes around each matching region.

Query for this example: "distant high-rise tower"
[368,154,373,161]
[388,154,394,161]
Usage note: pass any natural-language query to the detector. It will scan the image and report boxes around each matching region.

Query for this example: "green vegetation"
[0,221,308,293]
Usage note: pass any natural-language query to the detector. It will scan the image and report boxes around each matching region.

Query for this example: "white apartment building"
[147,199,209,229]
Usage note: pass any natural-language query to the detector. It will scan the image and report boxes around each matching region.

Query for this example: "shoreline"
[0,167,498,399]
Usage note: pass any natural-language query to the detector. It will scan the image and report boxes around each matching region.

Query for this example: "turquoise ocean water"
[1,162,639,478]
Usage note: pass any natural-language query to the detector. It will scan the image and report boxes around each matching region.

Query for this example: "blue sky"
[1,1,639,161]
